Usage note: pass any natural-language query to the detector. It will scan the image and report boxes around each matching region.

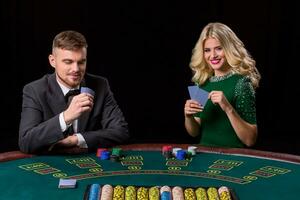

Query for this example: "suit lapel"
[78,75,93,132]
[47,73,67,115]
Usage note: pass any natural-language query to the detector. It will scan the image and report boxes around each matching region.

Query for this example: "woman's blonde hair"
[189,22,261,89]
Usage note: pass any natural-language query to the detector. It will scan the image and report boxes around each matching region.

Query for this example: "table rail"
[1,143,300,164]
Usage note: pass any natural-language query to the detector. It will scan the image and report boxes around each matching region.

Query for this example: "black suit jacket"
[19,73,129,153]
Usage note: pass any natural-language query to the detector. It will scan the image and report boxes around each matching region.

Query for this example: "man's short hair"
[52,30,88,51]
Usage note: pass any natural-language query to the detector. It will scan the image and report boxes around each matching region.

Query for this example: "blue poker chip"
[88,184,101,200]
[100,151,111,160]
[161,191,171,200]
[176,150,186,160]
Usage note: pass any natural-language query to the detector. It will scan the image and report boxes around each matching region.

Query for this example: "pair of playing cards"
[188,86,209,107]
[81,87,95,97]
[58,178,77,188]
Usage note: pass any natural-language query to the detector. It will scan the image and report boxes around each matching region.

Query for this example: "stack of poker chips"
[187,146,197,156]
[96,148,108,159]
[96,147,122,161]
[172,148,182,157]
[125,186,137,200]
[84,185,233,200]
[101,184,114,200]
[110,148,122,162]
[162,145,173,158]
[172,186,184,200]
[96,148,121,161]
[101,151,111,160]
[137,187,148,200]
[113,185,125,200]
[162,146,198,160]
[88,184,101,200]
[149,186,160,200]
[175,146,198,160]
[160,186,172,200]
[176,150,186,160]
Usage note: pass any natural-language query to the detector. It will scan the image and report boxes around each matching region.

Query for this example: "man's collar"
[56,78,79,96]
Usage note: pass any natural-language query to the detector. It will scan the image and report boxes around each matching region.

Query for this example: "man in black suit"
[19,30,129,154]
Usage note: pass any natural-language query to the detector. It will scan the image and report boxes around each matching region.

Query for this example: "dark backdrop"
[1,0,299,154]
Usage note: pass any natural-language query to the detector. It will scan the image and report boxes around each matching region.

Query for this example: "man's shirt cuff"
[75,133,88,148]
[59,112,71,132]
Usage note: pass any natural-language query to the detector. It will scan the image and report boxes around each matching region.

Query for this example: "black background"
[1,0,299,154]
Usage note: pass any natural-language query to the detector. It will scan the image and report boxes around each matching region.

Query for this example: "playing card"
[58,178,77,188]
[188,85,209,107]
[80,87,95,97]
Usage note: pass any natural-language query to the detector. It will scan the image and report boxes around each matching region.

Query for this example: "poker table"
[1,144,300,200]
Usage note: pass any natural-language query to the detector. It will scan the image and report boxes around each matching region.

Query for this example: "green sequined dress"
[195,72,256,148]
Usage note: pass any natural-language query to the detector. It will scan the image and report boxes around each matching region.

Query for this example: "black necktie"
[63,89,80,137]
[64,89,80,104]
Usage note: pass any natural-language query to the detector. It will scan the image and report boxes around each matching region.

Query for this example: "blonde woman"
[184,22,261,147]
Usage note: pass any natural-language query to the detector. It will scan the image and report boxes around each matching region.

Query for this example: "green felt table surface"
[1,145,300,200]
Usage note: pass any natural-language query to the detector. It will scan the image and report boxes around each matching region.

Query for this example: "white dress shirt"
[57,80,88,148]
